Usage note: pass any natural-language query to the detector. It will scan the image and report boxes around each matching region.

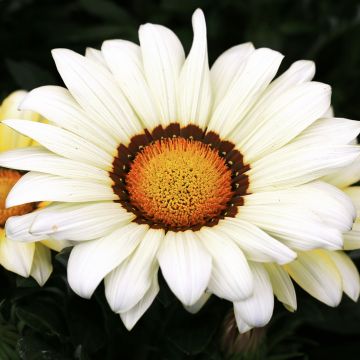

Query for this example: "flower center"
[110,123,250,231]
[126,138,233,229]
[0,169,35,227]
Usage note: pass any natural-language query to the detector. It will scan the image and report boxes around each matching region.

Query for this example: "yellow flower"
[0,91,66,285]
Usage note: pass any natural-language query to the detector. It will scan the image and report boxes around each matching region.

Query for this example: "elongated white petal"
[264,263,297,311]
[244,181,356,232]
[234,312,253,334]
[30,243,53,286]
[234,263,274,327]
[236,82,331,162]
[261,60,316,99]
[284,250,342,306]
[105,229,163,312]
[295,118,360,147]
[31,202,134,241]
[178,9,212,128]
[5,208,51,242]
[211,42,254,106]
[0,147,110,182]
[238,204,343,251]
[85,47,106,66]
[119,271,159,330]
[41,239,71,252]
[326,251,360,301]
[324,156,360,189]
[20,86,118,153]
[139,20,184,125]
[0,229,35,277]
[102,40,160,130]
[3,120,113,170]
[249,144,360,191]
[157,230,211,306]
[52,49,142,143]
[6,172,117,207]
[67,223,148,298]
[343,223,360,250]
[208,48,283,138]
[183,292,211,314]
[231,60,315,145]
[219,218,296,264]
[0,90,43,151]
[198,227,253,301]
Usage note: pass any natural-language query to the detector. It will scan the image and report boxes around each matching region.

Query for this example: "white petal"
[326,251,360,301]
[198,227,253,301]
[234,312,253,334]
[52,49,142,143]
[183,292,211,314]
[262,60,315,97]
[30,243,53,286]
[208,48,283,138]
[178,9,212,128]
[67,223,148,298]
[85,47,107,66]
[237,82,331,162]
[119,271,159,331]
[244,181,356,232]
[264,263,297,311]
[31,202,134,241]
[344,187,360,211]
[284,250,342,306]
[157,230,211,306]
[324,155,360,189]
[6,172,116,207]
[0,147,110,182]
[0,229,35,277]
[234,262,274,327]
[20,86,118,153]
[3,120,113,170]
[105,229,163,312]
[232,60,315,145]
[219,218,296,264]
[41,239,71,252]
[139,20,185,125]
[238,204,343,251]
[102,40,160,130]
[5,209,50,242]
[249,144,360,191]
[322,106,334,118]
[343,223,360,250]
[295,118,360,147]
[210,42,254,106]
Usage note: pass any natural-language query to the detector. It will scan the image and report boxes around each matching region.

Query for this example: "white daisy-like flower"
[1,9,360,331]
[0,91,67,285]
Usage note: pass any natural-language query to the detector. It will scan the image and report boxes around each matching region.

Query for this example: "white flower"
[1,9,360,331]
[0,91,68,285]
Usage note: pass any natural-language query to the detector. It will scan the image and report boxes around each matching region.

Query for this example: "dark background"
[0,0,360,359]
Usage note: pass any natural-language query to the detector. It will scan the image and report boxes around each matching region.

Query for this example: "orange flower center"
[126,138,233,229]
[0,169,35,227]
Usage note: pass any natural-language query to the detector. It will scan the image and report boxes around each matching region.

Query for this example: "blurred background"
[0,0,360,359]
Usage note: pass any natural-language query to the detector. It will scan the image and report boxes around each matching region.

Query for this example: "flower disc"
[126,137,233,229]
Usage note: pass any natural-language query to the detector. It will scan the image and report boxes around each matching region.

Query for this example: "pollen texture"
[126,138,233,229]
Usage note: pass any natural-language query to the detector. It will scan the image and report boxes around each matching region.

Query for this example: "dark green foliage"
[1,0,360,358]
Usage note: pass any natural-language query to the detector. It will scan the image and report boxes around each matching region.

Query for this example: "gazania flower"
[1,9,360,331]
[0,91,66,285]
